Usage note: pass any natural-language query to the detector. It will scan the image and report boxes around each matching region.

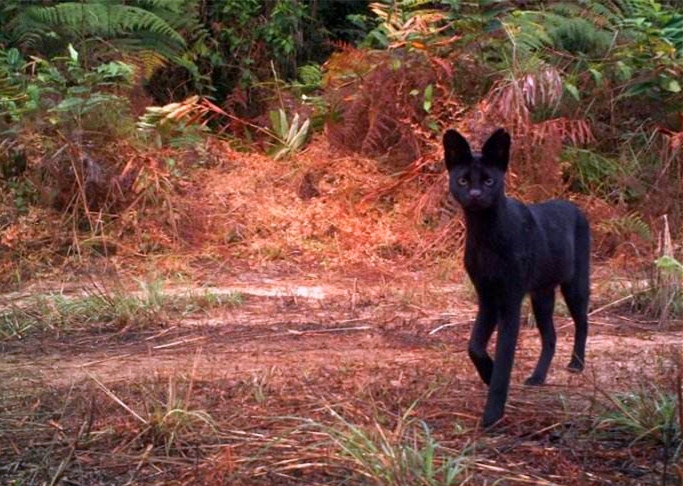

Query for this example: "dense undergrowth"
[0,0,681,319]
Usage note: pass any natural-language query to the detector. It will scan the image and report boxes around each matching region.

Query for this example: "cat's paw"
[567,360,584,373]
[481,404,505,429]
[481,411,504,430]
[524,375,545,386]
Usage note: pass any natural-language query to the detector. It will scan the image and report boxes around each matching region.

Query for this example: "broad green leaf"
[278,108,288,139]
[286,113,300,143]
[268,110,280,137]
[564,82,580,101]
[423,84,433,113]
[67,44,79,63]
[291,119,310,151]
[589,68,603,86]
[655,255,683,274]
[661,77,681,93]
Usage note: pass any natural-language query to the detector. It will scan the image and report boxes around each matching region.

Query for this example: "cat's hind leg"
[524,287,556,386]
[561,277,589,372]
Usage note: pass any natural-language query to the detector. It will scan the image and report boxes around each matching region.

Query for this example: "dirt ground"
[0,267,681,485]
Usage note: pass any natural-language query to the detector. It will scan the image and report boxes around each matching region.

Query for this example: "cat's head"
[443,128,510,211]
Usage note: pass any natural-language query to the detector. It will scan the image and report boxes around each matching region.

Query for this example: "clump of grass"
[142,377,217,456]
[0,280,167,338]
[318,406,471,485]
[594,384,682,479]
[90,372,217,459]
[0,281,245,339]
[629,217,682,324]
[178,288,244,314]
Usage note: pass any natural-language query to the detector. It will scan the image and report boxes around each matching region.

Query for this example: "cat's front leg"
[468,297,497,385]
[482,297,522,428]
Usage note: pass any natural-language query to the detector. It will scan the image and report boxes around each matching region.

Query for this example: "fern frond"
[598,212,652,241]
[0,74,23,101]
[298,64,322,88]
[122,49,167,79]
[129,0,185,12]
[503,12,554,55]
[11,3,186,53]
[509,10,614,57]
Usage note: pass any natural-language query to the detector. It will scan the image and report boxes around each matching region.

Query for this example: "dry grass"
[1,353,679,485]
[0,277,680,485]
[175,137,467,281]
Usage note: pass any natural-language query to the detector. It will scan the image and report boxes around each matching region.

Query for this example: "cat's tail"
[574,211,591,286]
[562,210,591,372]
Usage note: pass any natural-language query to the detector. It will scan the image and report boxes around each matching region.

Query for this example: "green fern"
[598,212,652,241]
[507,0,680,59]
[561,147,626,197]
[8,2,186,59]
[507,7,615,58]
[297,64,322,89]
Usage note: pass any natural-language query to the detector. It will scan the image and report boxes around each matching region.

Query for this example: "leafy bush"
[1,45,133,135]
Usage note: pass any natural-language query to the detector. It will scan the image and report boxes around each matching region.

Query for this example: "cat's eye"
[483,178,494,187]
[457,177,468,187]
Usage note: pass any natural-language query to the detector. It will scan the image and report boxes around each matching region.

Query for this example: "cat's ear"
[482,128,510,171]
[443,129,472,171]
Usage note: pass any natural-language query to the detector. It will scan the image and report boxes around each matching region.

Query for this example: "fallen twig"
[153,336,207,349]
[429,321,471,335]
[588,287,653,317]
[286,325,371,336]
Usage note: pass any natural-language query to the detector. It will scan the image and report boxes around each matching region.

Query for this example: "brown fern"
[324,50,449,170]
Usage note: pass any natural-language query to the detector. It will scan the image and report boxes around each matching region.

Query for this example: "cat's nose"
[469,189,482,199]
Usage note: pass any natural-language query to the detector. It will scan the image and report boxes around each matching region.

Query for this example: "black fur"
[443,128,590,428]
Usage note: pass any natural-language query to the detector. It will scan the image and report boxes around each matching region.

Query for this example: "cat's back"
[528,199,588,233]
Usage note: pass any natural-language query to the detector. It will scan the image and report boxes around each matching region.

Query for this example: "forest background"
[0,0,681,293]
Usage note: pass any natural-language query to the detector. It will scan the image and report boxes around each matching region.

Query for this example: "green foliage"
[296,64,323,92]
[656,255,683,275]
[0,280,245,339]
[0,281,166,338]
[137,95,209,149]
[651,253,683,320]
[360,0,451,50]
[209,0,307,87]
[5,1,187,60]
[4,178,37,214]
[0,0,679,267]
[628,219,682,322]
[146,391,217,456]
[504,0,683,108]
[1,45,134,136]
[561,147,629,200]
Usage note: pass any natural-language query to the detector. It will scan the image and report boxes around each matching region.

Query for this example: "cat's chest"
[464,239,530,284]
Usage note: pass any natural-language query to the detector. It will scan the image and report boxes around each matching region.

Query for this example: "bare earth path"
[0,273,680,485]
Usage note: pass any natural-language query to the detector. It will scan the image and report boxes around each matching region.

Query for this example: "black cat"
[443,128,590,428]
